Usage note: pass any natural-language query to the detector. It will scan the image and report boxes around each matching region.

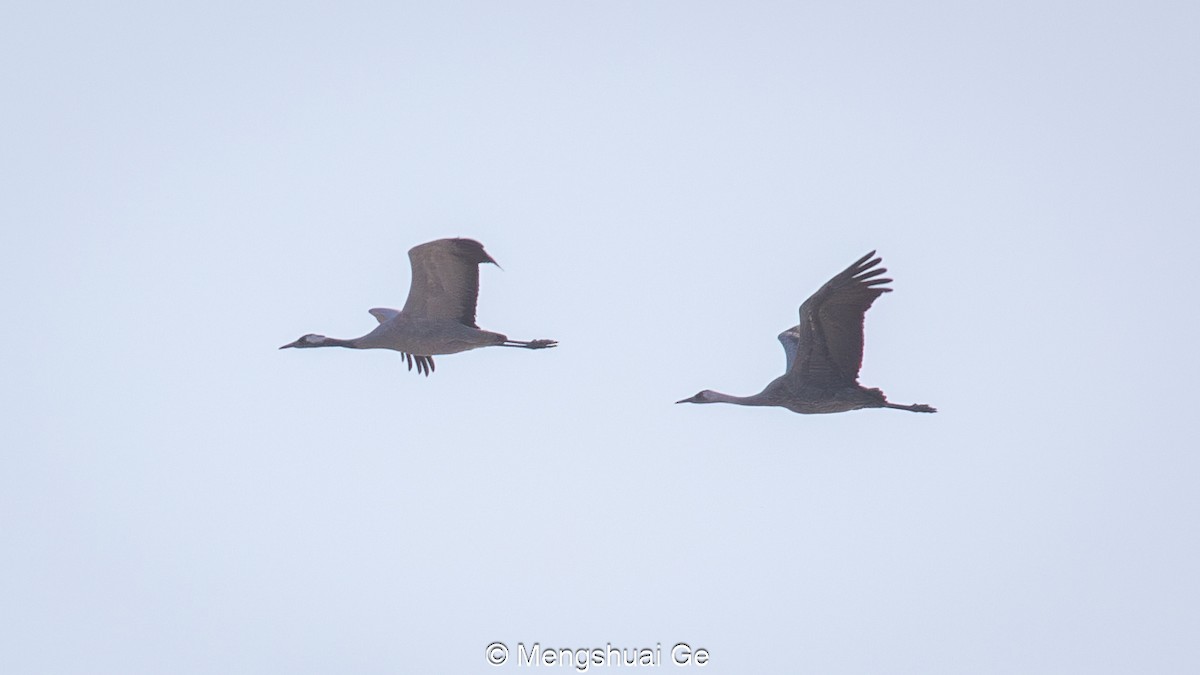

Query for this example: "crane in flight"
[676,251,935,414]
[281,237,556,375]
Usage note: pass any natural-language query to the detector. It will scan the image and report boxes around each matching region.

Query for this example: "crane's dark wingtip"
[448,237,499,267]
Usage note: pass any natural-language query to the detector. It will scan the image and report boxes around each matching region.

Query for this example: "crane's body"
[354,315,509,355]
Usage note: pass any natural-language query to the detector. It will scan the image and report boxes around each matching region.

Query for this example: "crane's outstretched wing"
[400,238,497,327]
[779,251,892,387]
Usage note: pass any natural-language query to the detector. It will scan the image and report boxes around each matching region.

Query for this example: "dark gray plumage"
[676,251,936,414]
[281,238,556,375]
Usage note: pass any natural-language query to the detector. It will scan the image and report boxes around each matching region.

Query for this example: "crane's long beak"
[675,395,697,404]
[279,339,302,349]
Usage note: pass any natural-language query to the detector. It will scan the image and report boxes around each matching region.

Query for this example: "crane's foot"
[502,338,557,349]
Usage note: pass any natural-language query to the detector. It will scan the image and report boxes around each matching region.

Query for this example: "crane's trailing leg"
[885,402,937,413]
[500,339,558,349]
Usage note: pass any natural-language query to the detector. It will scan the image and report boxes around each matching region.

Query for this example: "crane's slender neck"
[709,390,774,406]
[320,337,360,348]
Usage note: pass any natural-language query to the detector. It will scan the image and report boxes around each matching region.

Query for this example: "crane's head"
[279,334,329,349]
[676,390,718,404]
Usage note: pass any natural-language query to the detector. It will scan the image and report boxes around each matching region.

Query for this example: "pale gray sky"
[3,1,1198,673]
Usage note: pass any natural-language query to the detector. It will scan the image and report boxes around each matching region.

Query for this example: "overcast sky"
[3,1,1198,673]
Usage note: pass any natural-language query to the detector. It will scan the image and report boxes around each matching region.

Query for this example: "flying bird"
[676,251,935,414]
[281,237,556,375]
